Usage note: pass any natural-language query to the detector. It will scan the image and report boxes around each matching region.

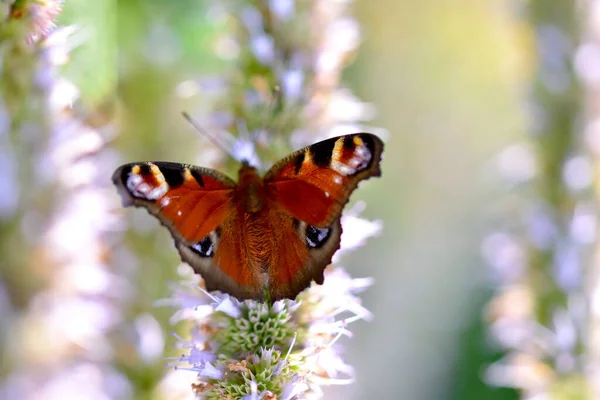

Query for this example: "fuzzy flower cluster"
[8,0,64,43]
[0,3,133,398]
[482,2,598,398]
[159,210,379,399]
[576,3,600,398]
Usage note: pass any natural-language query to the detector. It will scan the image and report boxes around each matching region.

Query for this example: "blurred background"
[2,0,597,399]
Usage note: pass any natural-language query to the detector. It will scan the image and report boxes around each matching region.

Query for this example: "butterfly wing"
[263,133,384,299]
[112,133,384,302]
[267,214,343,300]
[111,161,259,297]
[264,133,384,227]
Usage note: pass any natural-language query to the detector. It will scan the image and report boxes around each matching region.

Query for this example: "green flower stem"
[527,0,582,328]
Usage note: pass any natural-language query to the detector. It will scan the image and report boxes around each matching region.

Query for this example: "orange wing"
[259,134,384,299]
[264,133,384,227]
[266,213,343,301]
[112,162,249,296]
[112,162,235,243]
[209,203,343,301]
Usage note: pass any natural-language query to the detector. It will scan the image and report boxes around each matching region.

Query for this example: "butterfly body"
[112,133,383,301]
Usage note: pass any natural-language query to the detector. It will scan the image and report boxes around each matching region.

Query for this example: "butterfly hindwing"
[176,211,262,300]
[267,216,342,300]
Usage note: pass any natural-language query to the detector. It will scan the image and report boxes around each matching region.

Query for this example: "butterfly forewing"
[112,162,236,241]
[264,133,384,227]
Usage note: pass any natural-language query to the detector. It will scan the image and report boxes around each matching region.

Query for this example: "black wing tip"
[111,163,140,206]
[111,162,149,183]
[360,133,384,176]
[111,164,126,185]
[115,185,135,206]
[357,132,384,152]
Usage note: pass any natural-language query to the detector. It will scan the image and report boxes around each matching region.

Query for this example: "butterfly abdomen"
[243,212,271,260]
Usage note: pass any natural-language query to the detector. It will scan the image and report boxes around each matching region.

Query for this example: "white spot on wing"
[127,174,143,193]
[160,197,171,207]
[192,240,214,256]
[147,185,168,200]
[177,210,182,216]
[333,176,343,185]
[329,140,372,176]
[317,228,329,241]
[137,182,151,194]
[356,145,370,158]
[350,144,371,170]
[126,170,169,200]
[306,226,330,248]
[331,160,355,175]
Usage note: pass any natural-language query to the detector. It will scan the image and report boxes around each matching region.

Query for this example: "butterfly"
[112,133,384,301]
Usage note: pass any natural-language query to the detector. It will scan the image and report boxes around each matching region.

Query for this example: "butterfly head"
[232,139,260,169]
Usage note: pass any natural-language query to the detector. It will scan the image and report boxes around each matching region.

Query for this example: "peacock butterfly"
[112,133,384,301]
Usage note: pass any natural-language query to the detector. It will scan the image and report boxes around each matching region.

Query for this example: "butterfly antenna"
[181,111,237,161]
[252,85,281,143]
